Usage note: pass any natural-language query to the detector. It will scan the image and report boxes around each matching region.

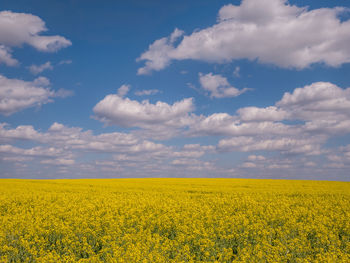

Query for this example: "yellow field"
[0,179,349,262]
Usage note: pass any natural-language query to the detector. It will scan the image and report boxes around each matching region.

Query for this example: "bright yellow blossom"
[0,179,349,262]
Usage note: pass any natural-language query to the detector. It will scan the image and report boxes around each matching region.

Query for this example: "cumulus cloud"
[0,123,41,142]
[0,75,72,116]
[236,155,328,178]
[217,136,324,155]
[276,82,350,135]
[137,0,350,74]
[277,82,350,115]
[0,142,75,169]
[136,28,184,75]
[0,45,18,66]
[0,144,64,157]
[3,80,350,178]
[92,81,350,149]
[198,73,249,98]
[0,122,219,177]
[46,122,139,152]
[0,11,71,66]
[93,94,195,130]
[182,82,350,169]
[0,11,71,51]
[183,81,350,159]
[189,116,295,137]
[0,122,171,156]
[189,82,350,138]
[0,75,53,115]
[237,106,289,122]
[28,61,53,75]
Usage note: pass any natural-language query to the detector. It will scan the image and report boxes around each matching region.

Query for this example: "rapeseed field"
[0,179,349,262]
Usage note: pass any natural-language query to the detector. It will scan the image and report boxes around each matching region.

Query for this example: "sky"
[0,0,350,180]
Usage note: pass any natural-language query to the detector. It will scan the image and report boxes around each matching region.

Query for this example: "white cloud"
[92,81,350,161]
[93,94,195,129]
[137,0,350,73]
[267,164,291,169]
[189,117,295,137]
[3,79,350,178]
[0,123,41,142]
[277,82,350,115]
[198,73,249,98]
[54,89,74,98]
[136,28,184,75]
[237,106,288,122]
[0,11,71,51]
[325,145,350,168]
[0,144,63,157]
[277,82,350,135]
[0,122,170,156]
[185,81,350,165]
[0,11,71,66]
[0,74,71,115]
[1,119,349,179]
[189,82,350,138]
[46,122,139,152]
[236,155,330,176]
[240,162,257,168]
[217,136,324,155]
[117,84,130,97]
[0,45,18,66]
[134,89,160,96]
[0,122,221,177]
[28,61,53,75]
[41,158,75,166]
[172,144,214,158]
[0,142,75,168]
[171,158,215,171]
[187,113,235,136]
[128,140,168,153]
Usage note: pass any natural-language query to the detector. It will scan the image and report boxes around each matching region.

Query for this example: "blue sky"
[1,0,350,180]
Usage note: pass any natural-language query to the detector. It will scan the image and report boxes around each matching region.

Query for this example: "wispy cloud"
[134,89,160,96]
[28,61,53,75]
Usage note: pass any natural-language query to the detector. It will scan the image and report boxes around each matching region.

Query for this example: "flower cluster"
[0,179,349,262]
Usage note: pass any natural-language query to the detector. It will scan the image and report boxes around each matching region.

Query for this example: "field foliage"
[0,179,349,262]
